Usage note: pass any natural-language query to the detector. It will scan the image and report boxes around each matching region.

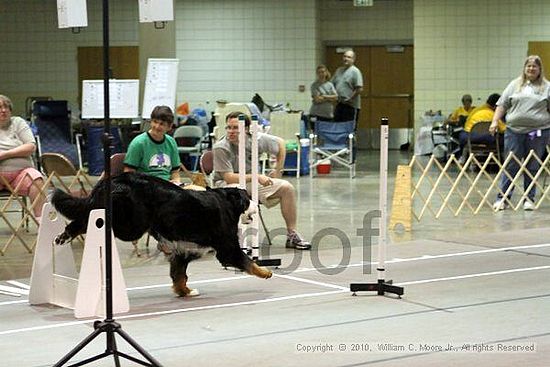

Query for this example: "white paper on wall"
[57,0,88,28]
[82,79,140,119]
[138,0,174,23]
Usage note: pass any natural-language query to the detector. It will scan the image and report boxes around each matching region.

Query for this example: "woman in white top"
[490,55,550,211]
[0,95,45,219]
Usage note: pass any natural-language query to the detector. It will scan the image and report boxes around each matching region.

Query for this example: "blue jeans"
[497,128,550,201]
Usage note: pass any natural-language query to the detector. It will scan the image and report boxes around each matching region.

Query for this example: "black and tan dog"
[51,172,272,297]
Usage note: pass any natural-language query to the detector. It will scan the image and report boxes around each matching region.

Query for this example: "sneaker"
[493,198,508,211]
[523,200,535,211]
[285,231,311,250]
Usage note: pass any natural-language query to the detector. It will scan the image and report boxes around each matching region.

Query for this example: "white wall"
[319,0,413,43]
[174,0,317,114]
[172,0,414,115]
[1,0,412,119]
[0,0,138,116]
[414,0,550,128]
[7,0,550,139]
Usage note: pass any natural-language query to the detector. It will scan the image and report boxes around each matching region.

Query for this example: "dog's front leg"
[246,261,273,279]
[215,246,273,279]
[54,231,72,246]
[54,220,86,246]
[170,254,200,297]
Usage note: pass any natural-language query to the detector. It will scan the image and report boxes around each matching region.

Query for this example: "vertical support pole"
[250,116,260,260]
[349,117,404,297]
[101,0,114,323]
[238,115,248,253]
[377,118,389,292]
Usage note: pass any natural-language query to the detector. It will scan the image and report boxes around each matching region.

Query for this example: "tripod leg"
[115,328,163,366]
[53,327,104,367]
[107,330,121,367]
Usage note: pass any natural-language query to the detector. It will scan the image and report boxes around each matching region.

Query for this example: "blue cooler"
[283,139,310,175]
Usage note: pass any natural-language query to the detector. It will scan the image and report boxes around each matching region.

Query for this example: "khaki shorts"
[0,168,43,195]
[214,179,283,208]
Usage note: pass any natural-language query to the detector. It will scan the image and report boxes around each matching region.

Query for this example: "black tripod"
[53,1,162,366]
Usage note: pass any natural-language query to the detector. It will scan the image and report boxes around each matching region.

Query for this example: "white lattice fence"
[409,151,550,220]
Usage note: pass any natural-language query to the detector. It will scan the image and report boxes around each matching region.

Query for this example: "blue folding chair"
[32,100,82,169]
[309,120,356,178]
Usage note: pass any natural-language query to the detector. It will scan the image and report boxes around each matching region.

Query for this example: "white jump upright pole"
[378,117,389,283]
[238,114,249,253]
[250,116,260,259]
[237,114,281,267]
[350,117,404,297]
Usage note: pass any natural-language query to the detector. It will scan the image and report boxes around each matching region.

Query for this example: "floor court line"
[291,242,550,274]
[396,265,550,286]
[274,273,349,291]
[2,264,550,336]
[0,289,346,336]
[2,242,550,305]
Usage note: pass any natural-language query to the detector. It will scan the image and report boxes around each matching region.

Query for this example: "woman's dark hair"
[486,93,500,108]
[150,105,174,125]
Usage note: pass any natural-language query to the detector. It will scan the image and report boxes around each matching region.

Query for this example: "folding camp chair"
[0,173,46,255]
[32,100,83,169]
[309,120,356,178]
[466,121,501,162]
[269,112,303,177]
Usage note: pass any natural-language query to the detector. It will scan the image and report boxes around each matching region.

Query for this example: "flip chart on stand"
[142,58,179,118]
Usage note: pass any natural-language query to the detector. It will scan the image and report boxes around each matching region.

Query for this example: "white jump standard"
[350,117,404,297]
[238,114,281,267]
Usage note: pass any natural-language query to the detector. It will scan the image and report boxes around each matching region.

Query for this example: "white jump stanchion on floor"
[249,115,281,267]
[74,208,129,318]
[250,117,260,258]
[29,203,78,308]
[350,118,404,297]
[238,115,249,254]
[29,203,129,318]
[236,114,281,267]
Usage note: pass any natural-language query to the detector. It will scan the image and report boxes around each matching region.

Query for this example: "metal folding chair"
[173,125,207,171]
[40,153,92,197]
[466,121,501,162]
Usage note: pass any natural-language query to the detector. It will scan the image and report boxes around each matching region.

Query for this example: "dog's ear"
[226,188,250,213]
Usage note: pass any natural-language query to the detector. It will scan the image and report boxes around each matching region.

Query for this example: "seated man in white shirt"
[212,112,311,250]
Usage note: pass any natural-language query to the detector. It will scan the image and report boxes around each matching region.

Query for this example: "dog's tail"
[51,189,91,220]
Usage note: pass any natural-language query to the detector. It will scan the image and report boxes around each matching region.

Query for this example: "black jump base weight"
[255,258,281,267]
[350,279,404,297]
